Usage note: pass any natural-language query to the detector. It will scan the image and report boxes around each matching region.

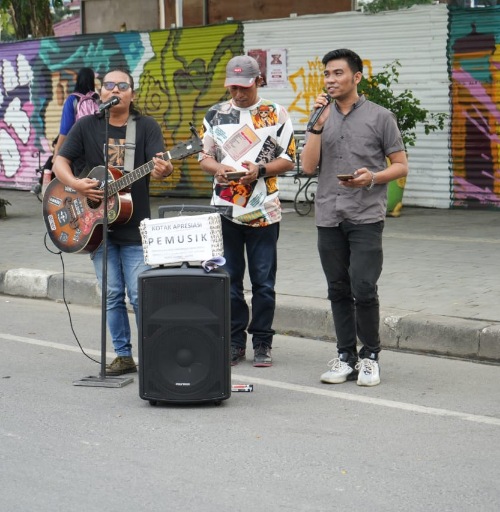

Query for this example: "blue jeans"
[92,242,149,357]
[317,221,384,360]
[221,216,279,349]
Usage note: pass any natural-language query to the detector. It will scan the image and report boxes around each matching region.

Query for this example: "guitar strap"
[124,115,136,172]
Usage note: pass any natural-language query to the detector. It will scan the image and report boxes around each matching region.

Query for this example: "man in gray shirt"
[301,48,408,387]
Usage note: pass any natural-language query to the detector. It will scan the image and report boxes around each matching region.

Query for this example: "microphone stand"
[73,106,133,388]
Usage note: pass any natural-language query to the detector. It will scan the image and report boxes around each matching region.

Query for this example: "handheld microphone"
[98,96,120,112]
[307,95,332,131]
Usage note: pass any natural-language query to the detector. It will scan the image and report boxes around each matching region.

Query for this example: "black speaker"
[138,265,231,405]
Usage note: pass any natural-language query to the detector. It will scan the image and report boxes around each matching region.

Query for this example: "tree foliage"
[359,60,447,147]
[359,0,434,13]
[52,1,71,24]
[0,0,62,40]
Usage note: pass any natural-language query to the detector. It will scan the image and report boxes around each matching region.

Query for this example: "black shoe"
[30,183,42,195]
[231,346,246,366]
[253,344,272,367]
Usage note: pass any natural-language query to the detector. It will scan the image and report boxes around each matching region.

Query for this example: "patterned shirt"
[200,98,295,226]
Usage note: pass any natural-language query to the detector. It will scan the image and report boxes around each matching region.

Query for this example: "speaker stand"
[73,375,134,388]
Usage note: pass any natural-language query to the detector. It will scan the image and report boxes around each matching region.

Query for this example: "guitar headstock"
[189,122,202,143]
[168,125,204,160]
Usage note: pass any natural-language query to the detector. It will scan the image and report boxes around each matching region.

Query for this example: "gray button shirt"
[308,95,404,227]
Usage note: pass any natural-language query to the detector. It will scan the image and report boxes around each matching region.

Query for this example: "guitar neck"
[106,132,202,196]
[108,158,157,196]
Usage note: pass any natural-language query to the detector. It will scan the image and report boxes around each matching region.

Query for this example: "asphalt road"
[1,296,499,511]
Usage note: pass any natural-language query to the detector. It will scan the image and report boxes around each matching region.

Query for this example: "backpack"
[72,92,99,121]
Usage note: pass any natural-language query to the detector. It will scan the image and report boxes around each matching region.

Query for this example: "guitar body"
[43,166,133,254]
[42,126,203,254]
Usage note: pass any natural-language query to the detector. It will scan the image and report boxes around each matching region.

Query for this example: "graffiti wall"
[0,24,243,196]
[1,5,499,210]
[243,6,452,209]
[449,6,500,208]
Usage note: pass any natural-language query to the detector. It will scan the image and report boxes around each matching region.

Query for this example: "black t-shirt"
[59,114,165,244]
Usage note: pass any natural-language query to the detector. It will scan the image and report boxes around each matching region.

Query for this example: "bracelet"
[365,171,376,191]
[307,127,323,135]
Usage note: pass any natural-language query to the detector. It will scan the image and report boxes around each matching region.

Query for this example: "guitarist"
[52,68,173,376]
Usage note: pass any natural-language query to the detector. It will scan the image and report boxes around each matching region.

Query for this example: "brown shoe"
[106,356,137,376]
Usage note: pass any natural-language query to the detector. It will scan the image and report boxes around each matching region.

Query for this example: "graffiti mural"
[288,56,324,124]
[4,8,498,209]
[0,43,47,190]
[449,6,500,208]
[141,24,243,195]
[0,25,244,196]
[287,57,373,124]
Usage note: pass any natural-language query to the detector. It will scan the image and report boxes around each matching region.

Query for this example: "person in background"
[52,68,173,376]
[199,55,295,367]
[301,48,408,387]
[53,67,99,158]
[31,135,58,198]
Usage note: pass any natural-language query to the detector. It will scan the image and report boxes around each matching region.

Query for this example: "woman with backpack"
[53,67,99,158]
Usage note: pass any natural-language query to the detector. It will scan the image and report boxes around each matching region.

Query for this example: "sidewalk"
[1,188,499,362]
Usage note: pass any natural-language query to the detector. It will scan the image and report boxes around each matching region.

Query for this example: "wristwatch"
[258,164,267,178]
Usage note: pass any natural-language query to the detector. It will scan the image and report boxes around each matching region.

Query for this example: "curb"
[0,268,101,307]
[2,267,499,362]
[274,295,500,362]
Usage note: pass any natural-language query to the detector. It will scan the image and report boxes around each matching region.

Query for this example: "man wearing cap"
[199,55,296,367]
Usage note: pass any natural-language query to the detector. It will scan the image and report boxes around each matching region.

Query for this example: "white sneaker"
[356,358,381,387]
[320,357,355,384]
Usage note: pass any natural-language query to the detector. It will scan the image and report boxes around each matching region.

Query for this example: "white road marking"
[0,333,116,359]
[2,332,499,427]
[231,374,500,426]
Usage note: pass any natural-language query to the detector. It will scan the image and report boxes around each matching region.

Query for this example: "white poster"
[266,48,287,88]
[140,213,223,266]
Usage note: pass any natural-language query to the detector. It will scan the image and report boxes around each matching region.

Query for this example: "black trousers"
[317,220,384,360]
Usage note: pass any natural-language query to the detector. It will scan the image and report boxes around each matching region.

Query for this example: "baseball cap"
[224,55,260,87]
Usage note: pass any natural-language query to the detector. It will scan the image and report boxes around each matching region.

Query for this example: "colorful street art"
[1,7,500,209]
[0,25,243,195]
[449,6,500,208]
[287,56,324,124]
[287,57,374,125]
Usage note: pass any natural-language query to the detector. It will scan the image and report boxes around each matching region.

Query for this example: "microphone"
[307,95,332,131]
[98,96,120,112]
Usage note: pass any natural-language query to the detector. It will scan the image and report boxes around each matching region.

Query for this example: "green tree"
[0,10,15,40]
[0,0,62,40]
[358,59,447,147]
[52,0,71,23]
[359,0,434,13]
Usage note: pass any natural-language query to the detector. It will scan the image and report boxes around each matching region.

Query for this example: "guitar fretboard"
[108,159,156,196]
[101,133,202,198]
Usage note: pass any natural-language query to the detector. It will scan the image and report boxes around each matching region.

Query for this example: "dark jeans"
[317,220,384,360]
[221,216,279,349]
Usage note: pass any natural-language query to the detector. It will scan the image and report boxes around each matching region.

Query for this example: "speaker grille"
[139,268,230,403]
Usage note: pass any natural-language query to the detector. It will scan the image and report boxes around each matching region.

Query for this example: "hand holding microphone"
[307,94,332,133]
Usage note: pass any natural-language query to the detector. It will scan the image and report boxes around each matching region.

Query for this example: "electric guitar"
[42,128,203,254]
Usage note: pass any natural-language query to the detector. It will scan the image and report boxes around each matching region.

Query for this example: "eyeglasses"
[102,81,131,91]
